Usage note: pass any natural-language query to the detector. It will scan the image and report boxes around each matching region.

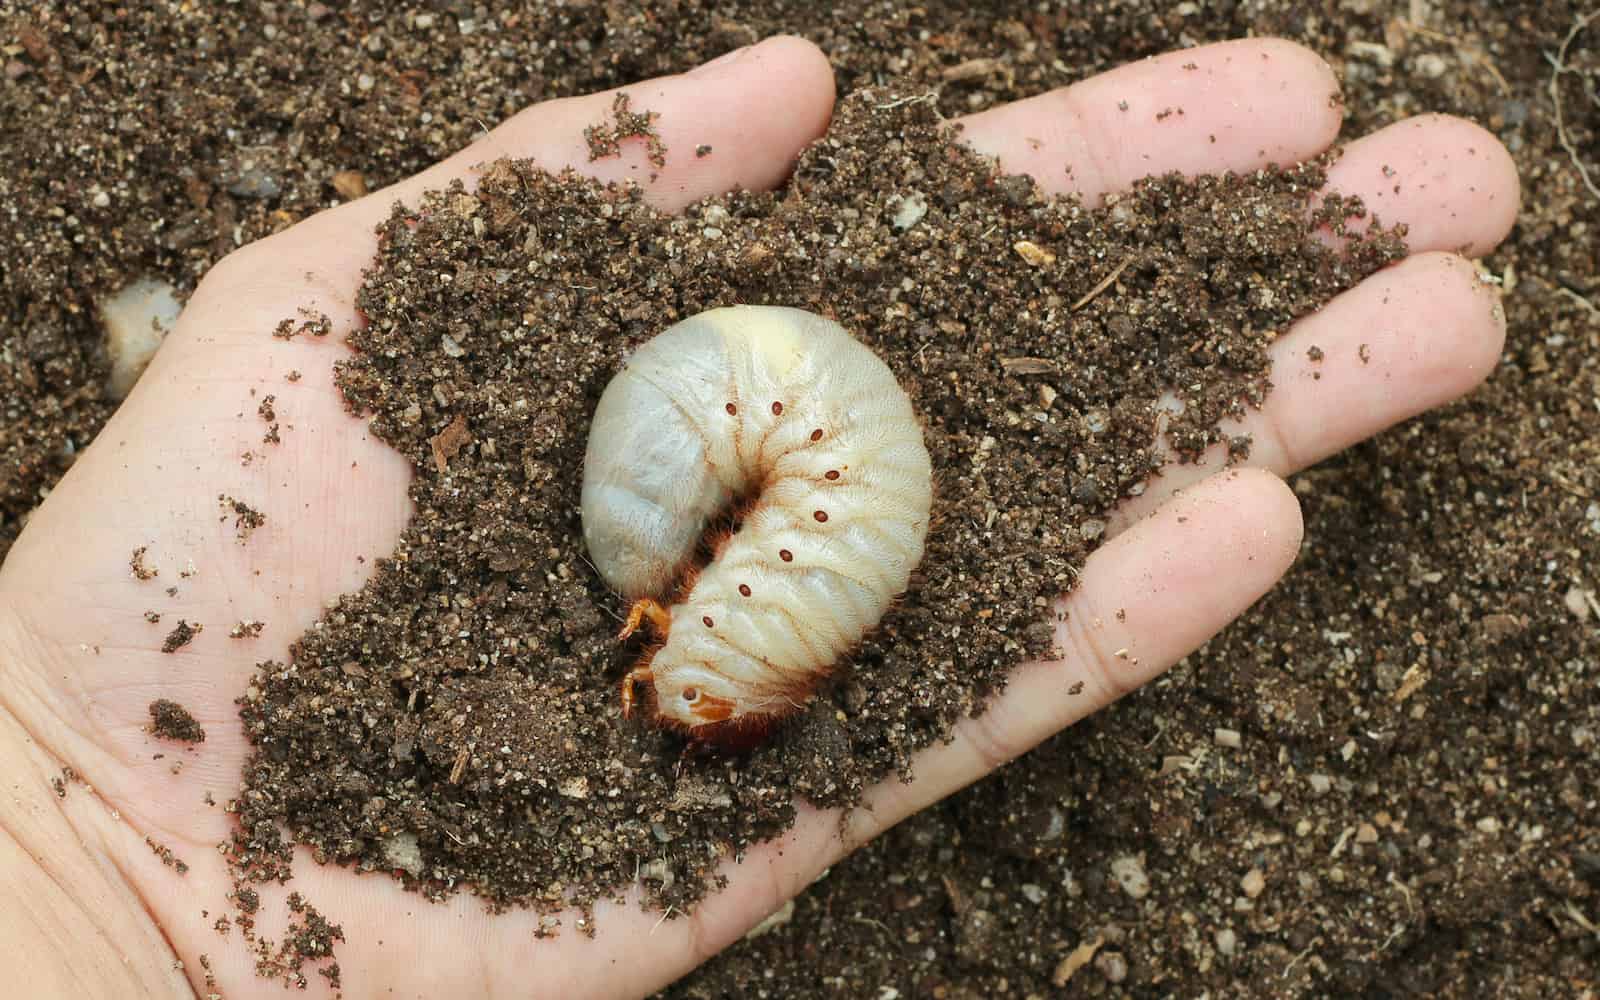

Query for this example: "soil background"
[2,2,1598,998]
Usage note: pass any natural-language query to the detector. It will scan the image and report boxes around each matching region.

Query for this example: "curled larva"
[581,305,933,743]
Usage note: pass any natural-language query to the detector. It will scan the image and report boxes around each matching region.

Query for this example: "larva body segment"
[581,306,933,737]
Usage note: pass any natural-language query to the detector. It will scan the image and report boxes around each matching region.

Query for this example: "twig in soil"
[1546,10,1600,202]
[1377,923,1406,954]
[874,92,938,111]
[650,905,676,935]
[1142,718,1167,749]
[1282,937,1322,978]
[1387,871,1416,917]
[1071,256,1136,311]
[1564,900,1599,935]
[1555,285,1600,321]
[1541,471,1593,499]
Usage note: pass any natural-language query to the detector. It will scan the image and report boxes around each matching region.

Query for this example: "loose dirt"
[2,3,1596,996]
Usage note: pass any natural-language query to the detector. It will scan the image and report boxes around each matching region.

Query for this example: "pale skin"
[0,35,1517,999]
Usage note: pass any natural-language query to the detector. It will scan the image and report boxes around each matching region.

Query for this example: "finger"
[225,35,835,292]
[1316,113,1520,256]
[0,38,838,837]
[365,35,833,217]
[607,468,1304,987]
[1111,251,1505,528]
[956,38,1343,204]
[842,468,1302,839]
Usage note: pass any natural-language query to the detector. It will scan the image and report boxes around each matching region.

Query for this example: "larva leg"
[618,597,672,641]
[620,665,654,719]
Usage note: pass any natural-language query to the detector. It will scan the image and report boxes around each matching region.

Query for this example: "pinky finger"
[847,467,1305,840]
[641,468,1305,982]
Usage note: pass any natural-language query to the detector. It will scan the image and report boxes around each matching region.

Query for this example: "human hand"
[0,34,1515,999]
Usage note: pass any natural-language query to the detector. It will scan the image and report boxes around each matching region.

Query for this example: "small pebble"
[1213,727,1242,749]
[1564,586,1592,621]
[381,831,423,877]
[1095,950,1128,983]
[1413,52,1449,78]
[953,907,998,966]
[1216,927,1237,957]
[99,277,183,400]
[1020,883,1046,905]
[557,775,589,799]
[1308,773,1332,796]
[1110,855,1150,900]
[331,170,369,200]
[890,190,929,231]
[1240,867,1266,899]
[640,858,675,893]
[225,165,282,200]
[1013,239,1056,266]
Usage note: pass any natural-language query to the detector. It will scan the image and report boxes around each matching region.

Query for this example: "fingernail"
[691,41,756,77]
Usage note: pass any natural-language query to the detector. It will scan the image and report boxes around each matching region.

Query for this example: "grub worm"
[581,305,933,742]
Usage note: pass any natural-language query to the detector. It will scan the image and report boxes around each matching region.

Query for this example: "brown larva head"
[650,662,743,728]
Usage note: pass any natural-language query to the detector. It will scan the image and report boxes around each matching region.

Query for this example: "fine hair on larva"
[581,305,934,743]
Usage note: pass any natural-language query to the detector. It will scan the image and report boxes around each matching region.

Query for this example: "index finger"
[212,35,836,297]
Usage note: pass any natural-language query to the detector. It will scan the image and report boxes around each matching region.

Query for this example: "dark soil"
[148,698,206,743]
[3,2,1597,997]
[159,619,203,654]
[231,90,1398,921]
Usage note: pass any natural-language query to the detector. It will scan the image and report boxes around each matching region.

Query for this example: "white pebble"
[1216,927,1238,957]
[381,831,423,877]
[1413,53,1449,78]
[99,277,182,400]
[890,190,929,232]
[1240,867,1266,899]
[1110,855,1150,900]
[1564,586,1592,621]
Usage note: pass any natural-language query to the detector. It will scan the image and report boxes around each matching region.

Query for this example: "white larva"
[581,305,933,742]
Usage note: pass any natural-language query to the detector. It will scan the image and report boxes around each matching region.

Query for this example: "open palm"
[0,36,1516,999]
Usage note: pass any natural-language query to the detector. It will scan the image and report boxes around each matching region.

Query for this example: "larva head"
[649,661,744,728]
